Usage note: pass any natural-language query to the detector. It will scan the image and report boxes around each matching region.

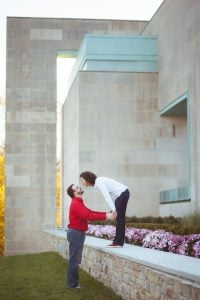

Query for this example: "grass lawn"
[0,251,122,300]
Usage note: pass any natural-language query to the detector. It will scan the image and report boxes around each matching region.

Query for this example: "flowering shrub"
[87,225,116,240]
[125,227,151,246]
[87,224,200,258]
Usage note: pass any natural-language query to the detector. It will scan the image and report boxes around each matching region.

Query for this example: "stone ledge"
[43,229,200,283]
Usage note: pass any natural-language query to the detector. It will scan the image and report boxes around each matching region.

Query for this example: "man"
[66,184,115,289]
[80,171,130,248]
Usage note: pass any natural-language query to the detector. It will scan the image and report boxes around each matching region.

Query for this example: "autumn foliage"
[56,164,62,227]
[0,150,5,256]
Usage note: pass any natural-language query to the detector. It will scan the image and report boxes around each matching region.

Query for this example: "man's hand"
[106,212,116,220]
[108,210,117,218]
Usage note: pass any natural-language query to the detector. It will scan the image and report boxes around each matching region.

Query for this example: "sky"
[0,0,164,146]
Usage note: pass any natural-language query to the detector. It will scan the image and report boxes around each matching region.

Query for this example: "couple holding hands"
[67,171,130,289]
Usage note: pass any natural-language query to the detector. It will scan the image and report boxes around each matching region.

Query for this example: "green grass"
[0,252,122,300]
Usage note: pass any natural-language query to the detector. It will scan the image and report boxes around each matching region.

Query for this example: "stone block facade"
[5,0,200,255]
[62,0,200,220]
[5,17,146,255]
[143,0,200,215]
[63,68,192,219]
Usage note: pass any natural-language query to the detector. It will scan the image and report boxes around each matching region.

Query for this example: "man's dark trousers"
[67,228,85,288]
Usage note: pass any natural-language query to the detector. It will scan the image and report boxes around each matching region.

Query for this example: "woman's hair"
[80,171,97,185]
[67,184,74,198]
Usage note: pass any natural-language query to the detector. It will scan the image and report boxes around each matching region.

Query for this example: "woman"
[80,171,130,247]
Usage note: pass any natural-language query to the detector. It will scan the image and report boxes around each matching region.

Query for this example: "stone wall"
[143,0,200,215]
[63,71,161,217]
[42,230,200,300]
[82,247,199,300]
[5,17,146,255]
[63,70,190,219]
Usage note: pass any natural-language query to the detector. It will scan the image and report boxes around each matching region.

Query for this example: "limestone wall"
[143,0,200,214]
[63,70,190,218]
[78,71,159,217]
[5,17,146,255]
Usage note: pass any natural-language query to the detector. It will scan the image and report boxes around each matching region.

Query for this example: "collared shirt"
[94,177,128,211]
[68,197,106,231]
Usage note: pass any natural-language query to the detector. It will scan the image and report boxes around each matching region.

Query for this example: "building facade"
[5,17,146,255]
[5,0,200,255]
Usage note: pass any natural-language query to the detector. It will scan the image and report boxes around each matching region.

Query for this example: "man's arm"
[73,201,115,221]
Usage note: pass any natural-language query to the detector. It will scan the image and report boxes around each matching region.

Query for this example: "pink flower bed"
[87,224,200,258]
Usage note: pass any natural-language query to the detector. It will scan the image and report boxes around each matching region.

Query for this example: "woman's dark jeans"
[67,228,85,288]
[113,189,130,246]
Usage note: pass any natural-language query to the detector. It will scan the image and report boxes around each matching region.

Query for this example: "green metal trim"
[160,199,191,205]
[159,93,188,116]
[84,33,158,39]
[76,34,158,72]
[81,54,157,61]
[186,92,191,188]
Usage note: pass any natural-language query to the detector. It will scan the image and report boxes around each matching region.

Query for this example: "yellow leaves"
[0,153,5,256]
[56,166,62,227]
[0,156,4,186]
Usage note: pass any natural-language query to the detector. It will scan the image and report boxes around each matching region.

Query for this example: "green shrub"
[90,215,182,226]
[91,216,181,225]
[181,212,200,227]
[125,215,181,224]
